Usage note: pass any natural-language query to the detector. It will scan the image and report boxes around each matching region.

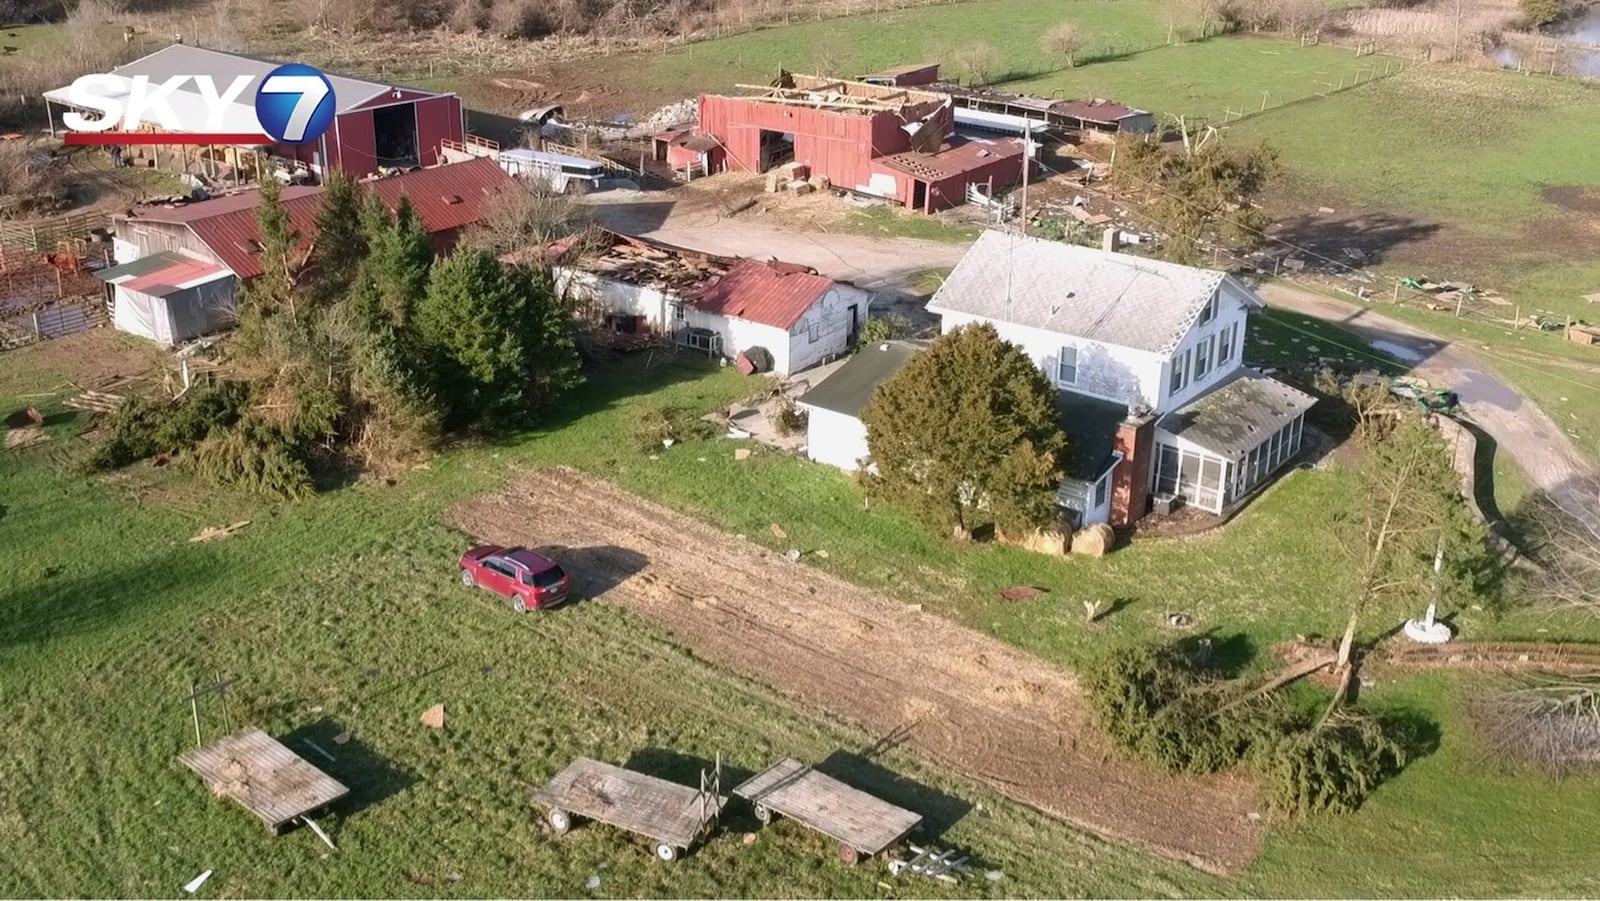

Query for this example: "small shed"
[178,728,349,834]
[653,130,725,176]
[796,340,924,471]
[95,250,235,346]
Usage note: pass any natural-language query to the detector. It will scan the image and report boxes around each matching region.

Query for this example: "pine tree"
[412,250,580,426]
[245,176,302,319]
[310,171,366,303]
[861,323,1065,539]
[350,194,432,329]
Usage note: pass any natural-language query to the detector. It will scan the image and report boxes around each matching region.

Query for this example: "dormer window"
[1199,294,1218,325]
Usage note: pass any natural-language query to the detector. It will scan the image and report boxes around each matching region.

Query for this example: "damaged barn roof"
[719,73,950,117]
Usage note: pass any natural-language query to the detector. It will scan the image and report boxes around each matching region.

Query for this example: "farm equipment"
[532,757,725,861]
[734,757,922,866]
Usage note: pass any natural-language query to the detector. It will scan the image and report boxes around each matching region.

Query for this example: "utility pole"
[1018,124,1036,232]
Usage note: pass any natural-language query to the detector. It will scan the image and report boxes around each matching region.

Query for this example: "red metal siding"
[699,95,893,190]
[329,109,379,178]
[413,95,465,168]
[925,156,1029,212]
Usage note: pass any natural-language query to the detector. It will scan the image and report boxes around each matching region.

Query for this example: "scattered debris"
[190,521,251,543]
[1247,811,1262,821]
[63,389,124,414]
[734,448,752,460]
[985,870,1004,882]
[742,832,757,845]
[999,586,1043,602]
[1167,612,1194,628]
[182,870,213,894]
[5,427,47,449]
[420,703,446,729]
[302,815,338,851]
[813,549,829,559]
[770,523,788,540]
[726,427,752,439]
[1083,600,1102,622]
[585,875,601,890]
[784,548,802,563]
[303,739,336,763]
[333,731,351,745]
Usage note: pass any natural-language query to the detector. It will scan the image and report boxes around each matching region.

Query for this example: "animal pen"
[0,246,113,349]
[734,758,923,865]
[532,757,726,861]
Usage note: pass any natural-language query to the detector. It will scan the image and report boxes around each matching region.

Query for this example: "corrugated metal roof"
[140,159,514,279]
[96,250,230,296]
[875,135,1024,180]
[1156,370,1317,459]
[95,250,187,281]
[1051,98,1147,125]
[928,230,1239,355]
[687,260,835,330]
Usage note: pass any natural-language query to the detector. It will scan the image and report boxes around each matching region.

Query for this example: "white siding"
[801,406,871,471]
[1159,281,1252,410]
[786,285,872,374]
[938,310,1163,409]
[551,268,673,329]
[112,237,140,265]
[678,304,797,373]
[112,285,165,342]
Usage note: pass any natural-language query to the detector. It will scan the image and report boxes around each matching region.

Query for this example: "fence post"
[32,312,40,339]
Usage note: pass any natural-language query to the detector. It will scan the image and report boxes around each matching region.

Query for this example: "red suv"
[458,545,571,613]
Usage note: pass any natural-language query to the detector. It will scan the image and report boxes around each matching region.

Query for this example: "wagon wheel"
[753,803,772,825]
[656,843,678,862]
[838,843,861,866]
[547,808,572,834]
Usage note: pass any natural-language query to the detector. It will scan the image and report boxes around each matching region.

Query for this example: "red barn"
[43,44,465,181]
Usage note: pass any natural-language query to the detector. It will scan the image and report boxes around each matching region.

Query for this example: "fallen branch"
[1219,653,1337,713]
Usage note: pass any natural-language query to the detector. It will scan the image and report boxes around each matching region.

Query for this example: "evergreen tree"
[245,176,302,319]
[412,249,581,426]
[350,194,432,329]
[310,171,367,303]
[861,323,1065,539]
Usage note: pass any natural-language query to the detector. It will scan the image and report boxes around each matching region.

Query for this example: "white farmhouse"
[927,229,1315,527]
[549,228,872,376]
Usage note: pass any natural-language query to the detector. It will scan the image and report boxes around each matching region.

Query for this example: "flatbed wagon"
[531,757,725,861]
[733,758,922,865]
[178,728,349,835]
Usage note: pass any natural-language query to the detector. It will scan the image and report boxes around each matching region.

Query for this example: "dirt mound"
[1544,185,1600,217]
[449,467,1264,874]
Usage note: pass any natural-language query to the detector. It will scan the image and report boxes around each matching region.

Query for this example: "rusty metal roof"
[874,135,1024,181]
[1051,98,1147,125]
[139,159,515,279]
[687,260,835,330]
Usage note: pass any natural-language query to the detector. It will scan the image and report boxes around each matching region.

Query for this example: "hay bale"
[808,174,831,191]
[1070,523,1115,558]
[786,179,814,195]
[998,527,1068,557]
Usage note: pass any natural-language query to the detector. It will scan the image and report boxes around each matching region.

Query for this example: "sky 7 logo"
[255,64,338,145]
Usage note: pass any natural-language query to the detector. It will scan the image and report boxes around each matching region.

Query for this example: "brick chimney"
[1102,227,1121,254]
[1109,410,1157,527]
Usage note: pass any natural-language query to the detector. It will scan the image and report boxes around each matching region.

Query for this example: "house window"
[1169,349,1191,396]
[1058,346,1078,385]
[672,302,686,322]
[1199,295,1218,325]
[1194,335,1214,381]
[1217,323,1235,365]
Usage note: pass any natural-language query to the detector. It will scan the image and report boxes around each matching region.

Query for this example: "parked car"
[458,545,570,613]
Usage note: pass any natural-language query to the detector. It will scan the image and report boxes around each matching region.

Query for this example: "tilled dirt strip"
[449,467,1263,874]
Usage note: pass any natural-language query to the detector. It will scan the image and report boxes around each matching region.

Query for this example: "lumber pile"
[64,390,125,413]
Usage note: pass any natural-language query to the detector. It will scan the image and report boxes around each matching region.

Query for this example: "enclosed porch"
[1151,372,1317,515]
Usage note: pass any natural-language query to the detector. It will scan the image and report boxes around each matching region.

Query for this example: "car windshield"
[528,565,566,588]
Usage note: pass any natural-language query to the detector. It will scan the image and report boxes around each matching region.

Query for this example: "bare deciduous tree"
[1042,21,1083,68]
[461,185,585,262]
[1470,673,1600,778]
[1525,476,1600,614]
[953,42,999,86]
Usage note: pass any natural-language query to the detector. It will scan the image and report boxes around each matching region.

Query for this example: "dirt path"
[450,468,1264,875]
[1258,282,1599,530]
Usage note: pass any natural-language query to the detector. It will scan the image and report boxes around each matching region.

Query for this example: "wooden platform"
[531,758,725,849]
[733,758,922,855]
[178,729,350,832]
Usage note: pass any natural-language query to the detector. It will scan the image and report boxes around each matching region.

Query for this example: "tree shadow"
[585,200,681,237]
[1177,630,1256,678]
[278,718,416,820]
[1268,210,1442,270]
[0,548,227,650]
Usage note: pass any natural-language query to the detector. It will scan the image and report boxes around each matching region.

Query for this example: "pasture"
[5,331,1600,896]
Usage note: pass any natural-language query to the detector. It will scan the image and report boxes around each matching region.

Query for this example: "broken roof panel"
[874,135,1024,181]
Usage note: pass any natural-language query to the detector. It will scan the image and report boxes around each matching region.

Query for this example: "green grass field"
[7,332,1600,896]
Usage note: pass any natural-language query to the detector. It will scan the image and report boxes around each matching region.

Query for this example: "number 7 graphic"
[259,75,331,143]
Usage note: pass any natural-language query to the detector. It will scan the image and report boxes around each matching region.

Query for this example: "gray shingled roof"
[927,230,1241,355]
[796,341,924,417]
[1156,370,1317,459]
